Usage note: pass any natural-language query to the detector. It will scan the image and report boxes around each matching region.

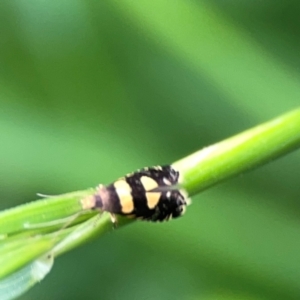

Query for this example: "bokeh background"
[1,1,300,299]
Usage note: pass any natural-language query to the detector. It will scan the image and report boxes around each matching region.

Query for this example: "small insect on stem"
[81,165,191,225]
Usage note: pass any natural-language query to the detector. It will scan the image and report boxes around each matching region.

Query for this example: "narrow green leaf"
[0,190,92,236]
[0,238,54,279]
[0,253,54,300]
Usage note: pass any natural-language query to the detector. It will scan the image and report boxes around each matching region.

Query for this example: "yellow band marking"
[140,176,158,191]
[140,176,160,209]
[145,192,161,209]
[114,180,134,213]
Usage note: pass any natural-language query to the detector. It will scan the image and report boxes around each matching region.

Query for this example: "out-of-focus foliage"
[0,1,299,299]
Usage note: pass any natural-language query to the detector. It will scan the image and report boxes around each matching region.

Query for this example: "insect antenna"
[147,184,181,192]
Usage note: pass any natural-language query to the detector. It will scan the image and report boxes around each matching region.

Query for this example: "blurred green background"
[1,1,300,299]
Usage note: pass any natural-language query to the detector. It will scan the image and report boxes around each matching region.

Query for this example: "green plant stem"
[174,108,300,195]
[1,108,300,296]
